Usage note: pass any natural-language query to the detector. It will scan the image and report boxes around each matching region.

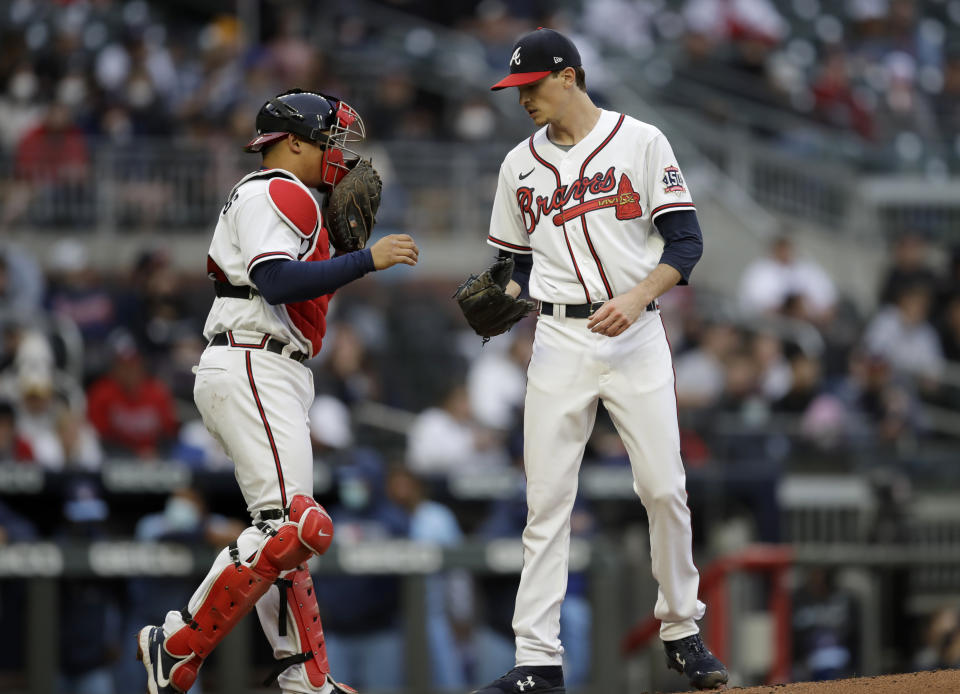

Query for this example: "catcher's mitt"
[454,257,536,341]
[325,158,382,252]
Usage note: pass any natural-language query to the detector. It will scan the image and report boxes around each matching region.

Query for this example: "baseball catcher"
[136,88,418,694]
[324,158,382,252]
[454,256,536,341]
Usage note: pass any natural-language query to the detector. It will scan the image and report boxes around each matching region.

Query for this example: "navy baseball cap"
[491,28,582,91]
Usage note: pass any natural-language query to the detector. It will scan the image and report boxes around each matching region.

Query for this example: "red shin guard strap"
[264,567,329,689]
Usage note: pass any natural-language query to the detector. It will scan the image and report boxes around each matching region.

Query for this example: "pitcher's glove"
[325,159,382,252]
[454,257,536,341]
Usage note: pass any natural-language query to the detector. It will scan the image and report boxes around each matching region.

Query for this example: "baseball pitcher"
[136,89,418,694]
[458,29,728,693]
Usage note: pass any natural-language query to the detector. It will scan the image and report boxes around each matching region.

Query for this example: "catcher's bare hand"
[371,234,419,269]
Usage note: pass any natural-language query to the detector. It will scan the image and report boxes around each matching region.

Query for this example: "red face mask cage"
[318,100,365,192]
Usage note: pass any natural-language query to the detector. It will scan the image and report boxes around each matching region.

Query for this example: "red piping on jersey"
[245,352,287,508]
[488,235,532,252]
[652,202,696,217]
[576,114,624,301]
[529,135,591,303]
[247,250,295,272]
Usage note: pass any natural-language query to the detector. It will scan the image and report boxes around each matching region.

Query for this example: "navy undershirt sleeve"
[497,249,533,297]
[654,209,703,285]
[250,250,376,305]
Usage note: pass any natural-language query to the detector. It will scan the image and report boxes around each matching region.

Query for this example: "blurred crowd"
[1,0,959,177]
[625,0,960,171]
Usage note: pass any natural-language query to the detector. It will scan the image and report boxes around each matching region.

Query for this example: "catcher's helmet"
[244,89,366,190]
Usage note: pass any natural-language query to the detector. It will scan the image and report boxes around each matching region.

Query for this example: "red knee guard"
[289,494,334,556]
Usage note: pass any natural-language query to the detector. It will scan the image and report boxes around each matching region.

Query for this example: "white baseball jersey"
[487,109,694,303]
[203,168,327,356]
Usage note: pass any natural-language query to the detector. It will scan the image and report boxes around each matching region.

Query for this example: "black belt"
[540,300,657,318]
[214,281,259,299]
[209,332,307,363]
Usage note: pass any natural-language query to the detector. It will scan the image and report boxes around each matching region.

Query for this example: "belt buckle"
[589,301,605,314]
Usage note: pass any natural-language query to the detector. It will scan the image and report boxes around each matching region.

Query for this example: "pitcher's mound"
[713,669,959,693]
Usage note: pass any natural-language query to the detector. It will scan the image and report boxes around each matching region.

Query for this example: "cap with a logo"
[490,28,581,91]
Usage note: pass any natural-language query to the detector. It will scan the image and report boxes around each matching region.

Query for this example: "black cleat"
[471,665,565,693]
[664,634,729,690]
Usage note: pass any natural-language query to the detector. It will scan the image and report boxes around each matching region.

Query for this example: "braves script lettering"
[516,166,616,233]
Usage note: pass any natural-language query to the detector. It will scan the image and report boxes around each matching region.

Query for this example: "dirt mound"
[707,669,960,693]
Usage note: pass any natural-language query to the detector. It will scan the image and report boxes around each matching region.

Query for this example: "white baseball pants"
[161,341,323,693]
[514,309,705,667]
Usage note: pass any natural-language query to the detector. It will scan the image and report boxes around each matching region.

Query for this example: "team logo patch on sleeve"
[662,165,686,194]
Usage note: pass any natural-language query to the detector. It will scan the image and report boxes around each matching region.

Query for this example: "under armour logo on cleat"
[516,675,536,691]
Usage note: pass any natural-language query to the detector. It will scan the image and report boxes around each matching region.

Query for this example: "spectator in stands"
[750,331,792,402]
[822,348,919,450]
[0,399,34,462]
[406,378,509,479]
[314,320,382,406]
[308,393,355,460]
[0,64,44,149]
[739,235,837,325]
[4,102,91,228]
[878,232,939,306]
[44,239,118,378]
[863,282,945,381]
[792,567,859,681]
[874,51,940,151]
[0,244,46,317]
[0,323,55,404]
[314,455,408,690]
[913,605,960,671]
[386,464,472,689]
[466,322,532,432]
[56,479,122,694]
[810,48,876,140]
[155,326,206,412]
[15,366,102,471]
[674,322,739,410]
[717,352,764,415]
[115,248,198,363]
[85,330,179,458]
[772,351,824,415]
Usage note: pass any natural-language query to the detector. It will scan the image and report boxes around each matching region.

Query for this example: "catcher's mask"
[244,89,366,191]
